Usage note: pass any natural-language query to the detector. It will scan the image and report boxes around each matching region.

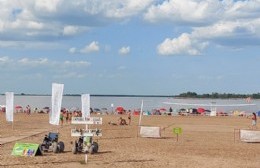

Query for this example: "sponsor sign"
[173,127,182,135]
[71,117,102,125]
[11,143,42,157]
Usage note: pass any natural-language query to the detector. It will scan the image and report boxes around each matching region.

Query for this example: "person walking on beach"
[26,105,31,115]
[127,110,132,125]
[251,112,257,129]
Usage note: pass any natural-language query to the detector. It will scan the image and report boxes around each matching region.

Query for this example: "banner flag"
[81,94,90,118]
[50,83,64,125]
[5,92,14,122]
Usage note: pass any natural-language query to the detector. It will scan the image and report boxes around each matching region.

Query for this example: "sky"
[1,0,260,95]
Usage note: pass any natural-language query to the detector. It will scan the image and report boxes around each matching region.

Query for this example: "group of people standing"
[60,111,73,126]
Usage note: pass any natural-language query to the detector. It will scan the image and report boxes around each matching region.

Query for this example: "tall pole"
[137,100,144,137]
[138,100,144,126]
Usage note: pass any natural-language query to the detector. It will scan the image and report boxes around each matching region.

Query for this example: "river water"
[0,95,259,113]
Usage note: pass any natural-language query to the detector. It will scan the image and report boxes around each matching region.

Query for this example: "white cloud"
[144,0,223,24]
[69,47,77,54]
[1,56,91,69]
[105,0,154,18]
[0,56,11,64]
[0,0,154,42]
[117,66,126,70]
[63,25,79,36]
[80,41,100,54]
[54,72,86,79]
[1,0,260,55]
[154,0,260,56]
[18,58,48,66]
[118,46,130,55]
[34,0,61,13]
[63,60,91,67]
[157,33,208,56]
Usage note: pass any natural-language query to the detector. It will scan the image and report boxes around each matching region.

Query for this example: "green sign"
[173,127,182,135]
[11,143,42,157]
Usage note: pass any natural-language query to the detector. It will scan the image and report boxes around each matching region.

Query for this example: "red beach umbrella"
[116,106,125,112]
[197,108,205,113]
[160,108,167,111]
[15,105,23,109]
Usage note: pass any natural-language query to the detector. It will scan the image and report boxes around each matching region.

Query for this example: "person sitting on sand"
[118,117,127,125]
[108,121,117,125]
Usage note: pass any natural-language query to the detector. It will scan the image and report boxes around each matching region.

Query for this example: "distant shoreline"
[0,93,259,99]
[0,94,174,98]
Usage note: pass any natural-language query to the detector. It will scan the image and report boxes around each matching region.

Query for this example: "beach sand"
[0,113,259,168]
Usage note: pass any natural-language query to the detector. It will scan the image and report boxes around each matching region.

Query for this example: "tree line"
[176,92,260,99]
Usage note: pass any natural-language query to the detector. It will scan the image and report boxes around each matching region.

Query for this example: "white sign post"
[71,94,102,164]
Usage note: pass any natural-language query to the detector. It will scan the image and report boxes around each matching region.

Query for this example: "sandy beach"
[0,113,259,168]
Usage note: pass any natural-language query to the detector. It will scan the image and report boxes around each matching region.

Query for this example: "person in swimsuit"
[251,112,257,129]
[127,110,131,125]
[60,112,64,126]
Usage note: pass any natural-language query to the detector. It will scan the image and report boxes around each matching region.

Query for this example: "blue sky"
[1,0,260,95]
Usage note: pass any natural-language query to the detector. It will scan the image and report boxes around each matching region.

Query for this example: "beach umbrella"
[159,107,167,111]
[15,105,23,109]
[116,106,125,112]
[197,108,205,113]
[43,106,50,109]
[94,108,101,112]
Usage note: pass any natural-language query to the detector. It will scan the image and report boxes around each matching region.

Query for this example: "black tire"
[52,142,58,153]
[72,143,77,154]
[58,141,65,152]
[89,145,94,154]
[92,142,99,153]
[40,144,45,152]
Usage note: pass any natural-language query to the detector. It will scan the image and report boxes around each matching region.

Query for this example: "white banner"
[81,94,90,118]
[50,83,64,125]
[140,126,161,138]
[240,129,260,142]
[5,92,14,122]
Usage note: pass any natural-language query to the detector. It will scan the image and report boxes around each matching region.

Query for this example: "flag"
[50,83,64,125]
[5,92,14,122]
[81,94,90,118]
